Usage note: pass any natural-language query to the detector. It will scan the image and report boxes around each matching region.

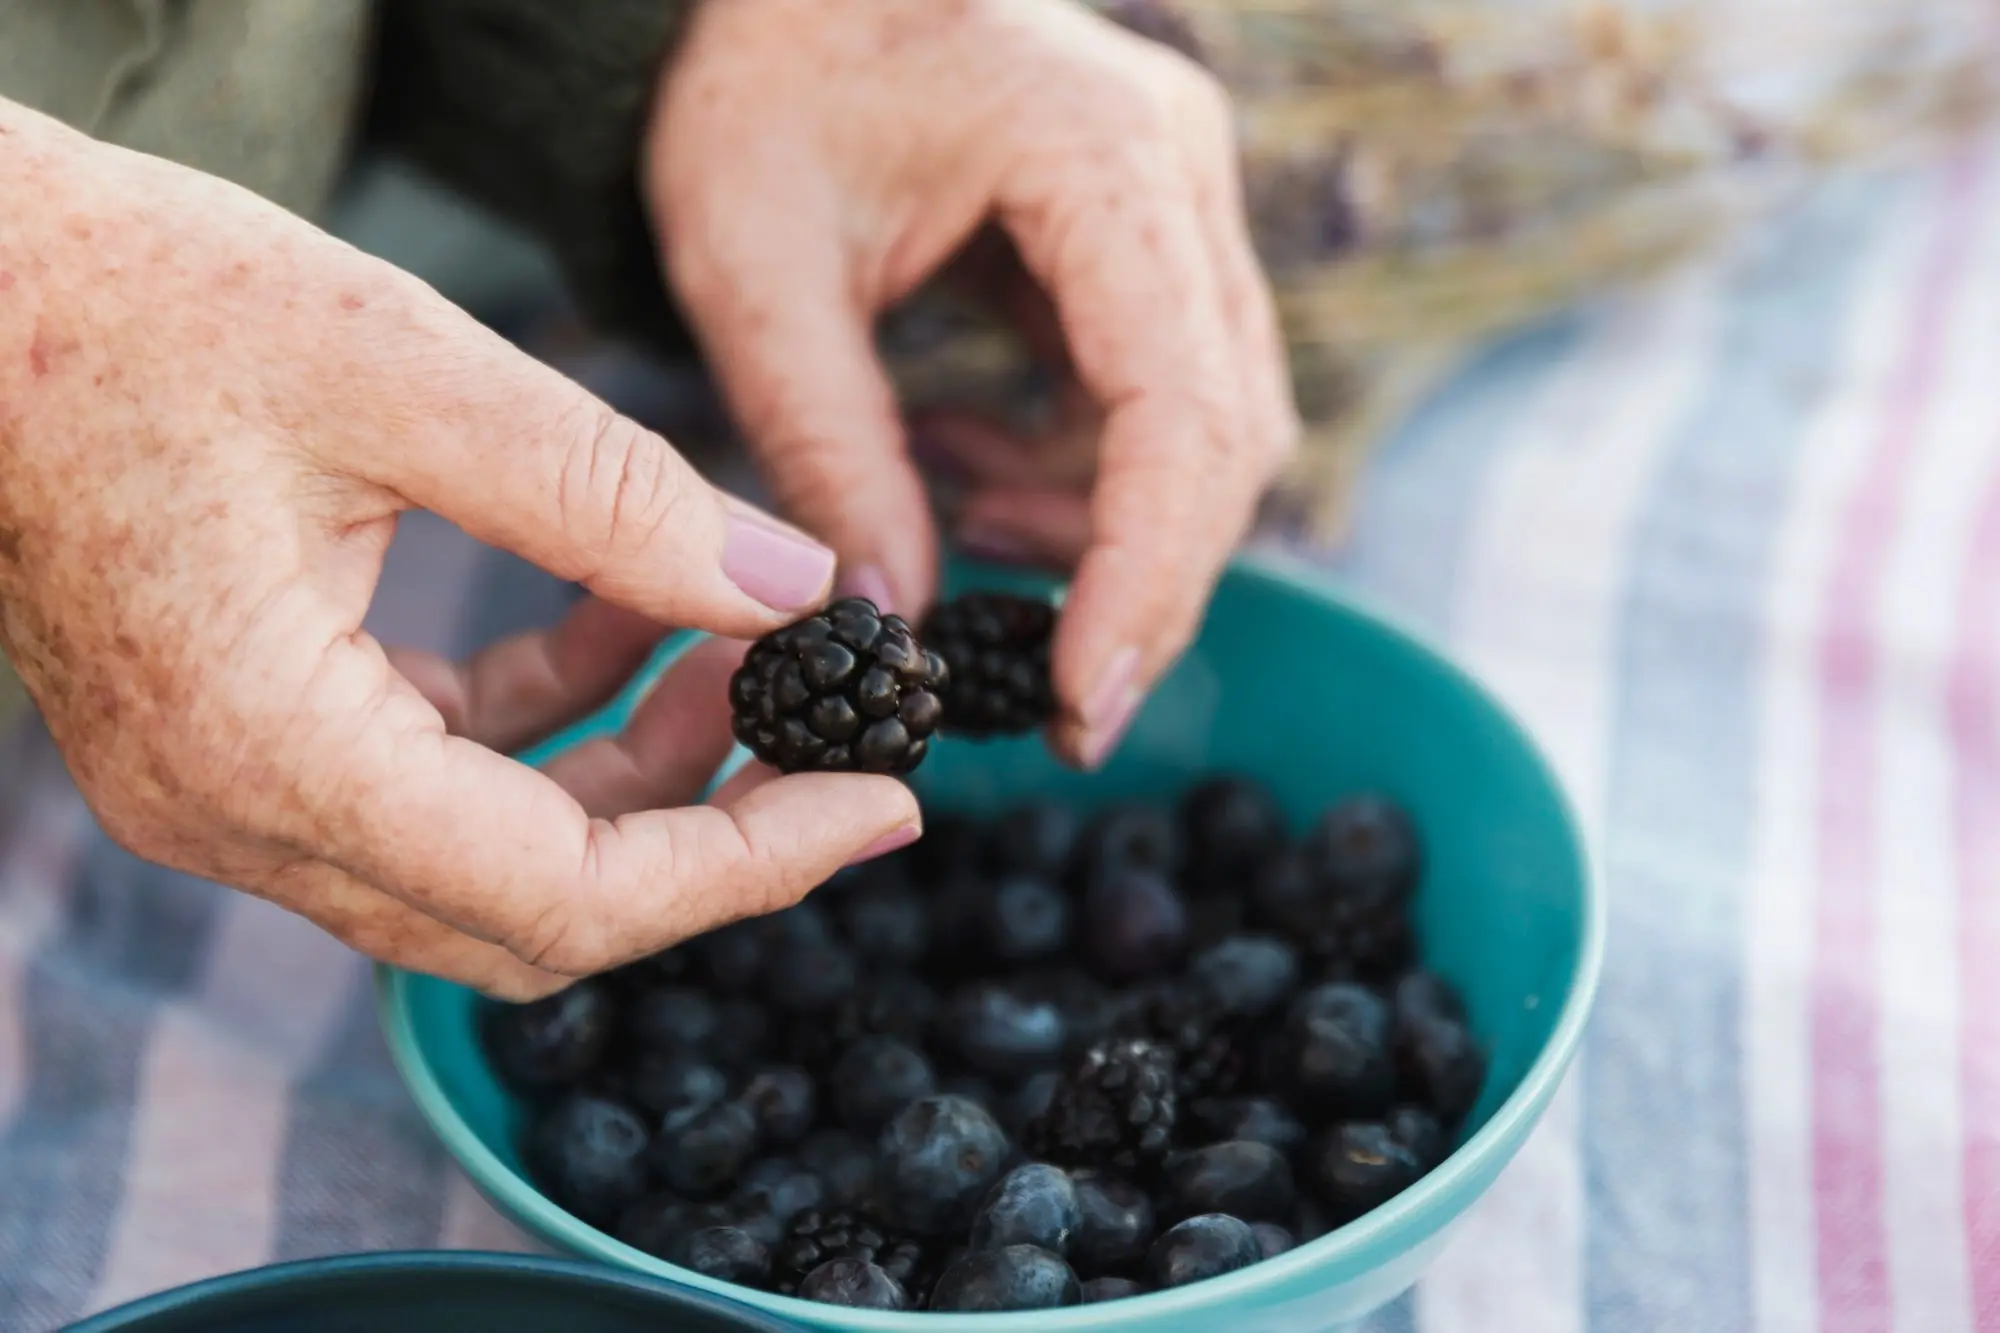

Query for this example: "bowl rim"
[66,1250,799,1332]
[375,551,1607,1329]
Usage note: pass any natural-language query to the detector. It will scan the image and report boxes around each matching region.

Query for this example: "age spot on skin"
[338,293,365,311]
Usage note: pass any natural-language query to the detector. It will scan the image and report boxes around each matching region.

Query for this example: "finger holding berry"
[649,0,1299,771]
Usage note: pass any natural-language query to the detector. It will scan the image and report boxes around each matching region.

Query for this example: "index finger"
[997,138,1262,765]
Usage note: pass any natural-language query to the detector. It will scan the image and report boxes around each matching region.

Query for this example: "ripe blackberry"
[771,1208,933,1298]
[921,592,1056,738]
[730,598,947,775]
[1024,1039,1178,1176]
[1112,983,1261,1104]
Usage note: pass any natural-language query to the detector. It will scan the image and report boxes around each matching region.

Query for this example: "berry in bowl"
[378,555,1601,1332]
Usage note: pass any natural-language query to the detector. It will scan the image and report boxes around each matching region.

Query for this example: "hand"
[0,103,919,999]
[649,0,1299,767]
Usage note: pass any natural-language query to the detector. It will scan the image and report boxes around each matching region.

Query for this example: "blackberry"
[1113,983,1262,1104]
[1024,1039,1178,1175]
[920,592,1056,738]
[730,597,947,774]
[771,1208,932,1298]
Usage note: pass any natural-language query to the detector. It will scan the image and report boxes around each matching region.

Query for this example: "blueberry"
[798,1257,910,1310]
[765,938,859,1014]
[627,988,719,1056]
[1315,1122,1423,1222]
[1179,776,1286,890]
[614,1195,732,1260]
[798,1130,876,1210]
[946,984,1068,1077]
[1394,997,1485,1123]
[909,813,983,882]
[527,1093,650,1225]
[1147,1214,1262,1288]
[1250,847,1320,939]
[1393,969,1468,1027]
[628,1055,728,1131]
[1304,795,1419,912]
[985,803,1079,880]
[739,1066,818,1146]
[1015,968,1117,1054]
[1286,983,1396,1118]
[971,1164,1082,1255]
[1164,1140,1295,1223]
[484,983,614,1090]
[930,1245,1082,1311]
[697,923,766,993]
[831,1037,936,1133]
[1082,869,1189,981]
[875,1095,1011,1237]
[1387,1105,1448,1170]
[1189,935,1302,1018]
[680,1225,771,1284]
[650,1100,760,1198]
[1251,1222,1296,1260]
[708,1000,772,1075]
[1072,805,1181,890]
[1080,1275,1148,1303]
[986,876,1071,964]
[730,1166,825,1247]
[1003,1072,1062,1141]
[1070,1170,1155,1276]
[839,877,930,967]
[1186,1097,1307,1157]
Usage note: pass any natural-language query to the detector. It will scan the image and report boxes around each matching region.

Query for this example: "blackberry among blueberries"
[730,598,947,774]
[920,592,1057,738]
[772,1208,932,1298]
[1025,1039,1178,1175]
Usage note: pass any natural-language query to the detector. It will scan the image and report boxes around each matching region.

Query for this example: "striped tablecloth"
[3,136,1998,1332]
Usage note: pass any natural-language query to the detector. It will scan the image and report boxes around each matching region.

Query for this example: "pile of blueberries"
[483,779,1485,1312]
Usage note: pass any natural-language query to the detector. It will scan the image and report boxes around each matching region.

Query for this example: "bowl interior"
[68,1253,792,1333]
[383,555,1598,1329]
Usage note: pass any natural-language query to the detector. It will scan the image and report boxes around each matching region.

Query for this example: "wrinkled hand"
[651,0,1299,767]
[0,105,919,999]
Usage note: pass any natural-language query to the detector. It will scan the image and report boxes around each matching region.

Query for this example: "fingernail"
[846,821,922,867]
[957,523,1035,565]
[1078,646,1143,771]
[723,506,836,612]
[837,564,899,617]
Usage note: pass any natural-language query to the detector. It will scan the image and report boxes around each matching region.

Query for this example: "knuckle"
[560,407,690,574]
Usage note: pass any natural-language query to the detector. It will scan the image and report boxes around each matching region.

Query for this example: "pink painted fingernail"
[846,822,922,867]
[957,524,1036,566]
[1078,646,1143,770]
[837,564,899,617]
[723,505,836,612]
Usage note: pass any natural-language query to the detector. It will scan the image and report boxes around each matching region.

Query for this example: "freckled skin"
[0,97,922,1003]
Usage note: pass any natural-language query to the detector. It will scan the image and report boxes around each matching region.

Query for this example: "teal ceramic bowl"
[67,1252,793,1332]
[378,553,1602,1332]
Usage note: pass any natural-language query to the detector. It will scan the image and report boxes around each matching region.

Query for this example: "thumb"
[339,314,838,640]
[669,228,938,617]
